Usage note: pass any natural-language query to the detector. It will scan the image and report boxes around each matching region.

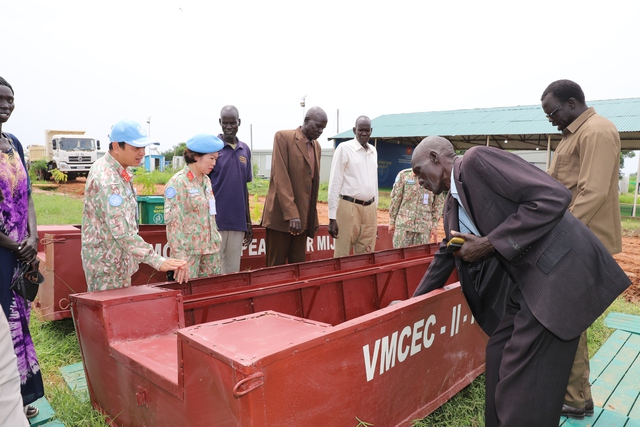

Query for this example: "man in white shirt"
[328,116,378,257]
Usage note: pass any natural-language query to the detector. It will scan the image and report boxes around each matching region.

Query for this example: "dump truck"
[41,130,101,180]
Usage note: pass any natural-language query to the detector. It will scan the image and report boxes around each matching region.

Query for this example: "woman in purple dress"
[0,76,44,419]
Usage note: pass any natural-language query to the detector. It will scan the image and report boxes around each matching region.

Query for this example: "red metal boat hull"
[71,245,487,427]
[36,224,396,320]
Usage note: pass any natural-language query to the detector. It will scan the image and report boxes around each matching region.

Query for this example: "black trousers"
[265,228,307,267]
[485,286,579,427]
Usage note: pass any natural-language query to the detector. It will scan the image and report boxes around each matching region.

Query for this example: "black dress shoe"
[585,398,594,416]
[561,404,585,419]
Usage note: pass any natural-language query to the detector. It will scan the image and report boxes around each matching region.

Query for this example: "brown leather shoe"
[585,398,594,416]
[561,404,585,419]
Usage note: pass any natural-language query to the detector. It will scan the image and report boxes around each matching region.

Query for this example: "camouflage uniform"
[164,166,221,279]
[81,153,166,291]
[388,168,445,248]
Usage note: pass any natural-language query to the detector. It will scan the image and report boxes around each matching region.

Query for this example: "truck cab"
[44,130,100,180]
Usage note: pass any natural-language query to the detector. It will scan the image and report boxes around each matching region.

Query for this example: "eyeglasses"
[546,102,565,119]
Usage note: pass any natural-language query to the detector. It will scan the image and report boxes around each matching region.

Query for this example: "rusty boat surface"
[71,244,487,427]
[36,224,393,321]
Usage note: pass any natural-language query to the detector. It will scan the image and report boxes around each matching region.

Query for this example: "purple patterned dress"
[0,133,44,406]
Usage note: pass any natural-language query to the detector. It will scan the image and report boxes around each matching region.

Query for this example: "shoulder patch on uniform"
[108,194,123,207]
[165,187,176,199]
[394,172,402,184]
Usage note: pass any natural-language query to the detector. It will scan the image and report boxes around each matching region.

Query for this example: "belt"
[340,195,375,206]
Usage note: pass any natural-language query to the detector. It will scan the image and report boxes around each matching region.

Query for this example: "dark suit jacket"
[261,127,321,238]
[414,146,629,341]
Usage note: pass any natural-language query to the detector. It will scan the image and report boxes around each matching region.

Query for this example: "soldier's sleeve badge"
[108,194,123,207]
[165,187,177,199]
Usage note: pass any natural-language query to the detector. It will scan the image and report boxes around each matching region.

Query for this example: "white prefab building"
[251,148,334,183]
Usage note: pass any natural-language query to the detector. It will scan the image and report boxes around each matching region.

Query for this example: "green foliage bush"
[50,168,68,183]
[247,177,269,197]
[29,159,49,181]
[132,168,176,195]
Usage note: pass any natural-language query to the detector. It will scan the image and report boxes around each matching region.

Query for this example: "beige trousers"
[564,330,592,407]
[333,198,377,258]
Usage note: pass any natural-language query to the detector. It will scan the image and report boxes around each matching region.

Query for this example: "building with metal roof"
[329,97,640,188]
[330,97,640,152]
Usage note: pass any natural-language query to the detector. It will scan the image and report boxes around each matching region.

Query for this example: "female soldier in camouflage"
[165,134,224,282]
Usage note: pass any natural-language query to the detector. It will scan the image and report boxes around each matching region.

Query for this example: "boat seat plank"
[590,330,631,381]
[604,312,640,336]
[591,335,639,408]
[602,334,640,417]
[111,334,180,396]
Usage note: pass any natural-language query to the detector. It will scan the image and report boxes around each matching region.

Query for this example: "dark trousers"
[265,228,307,267]
[485,287,579,427]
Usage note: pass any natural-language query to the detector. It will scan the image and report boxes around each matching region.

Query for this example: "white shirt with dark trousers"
[328,138,378,257]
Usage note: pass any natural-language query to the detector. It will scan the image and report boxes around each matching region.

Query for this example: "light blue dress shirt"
[450,166,481,236]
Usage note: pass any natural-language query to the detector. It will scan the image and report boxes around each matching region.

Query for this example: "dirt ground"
[40,180,640,304]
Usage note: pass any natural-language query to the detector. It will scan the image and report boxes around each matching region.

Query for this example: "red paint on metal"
[36,224,399,321]
[136,387,149,407]
[71,246,486,427]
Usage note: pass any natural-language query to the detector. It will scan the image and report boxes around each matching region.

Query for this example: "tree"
[161,142,187,162]
[621,151,635,178]
[175,142,187,157]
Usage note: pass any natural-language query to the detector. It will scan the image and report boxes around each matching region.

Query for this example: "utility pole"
[300,95,307,121]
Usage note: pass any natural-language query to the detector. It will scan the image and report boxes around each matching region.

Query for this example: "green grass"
[622,218,640,235]
[620,194,637,204]
[132,167,175,185]
[247,177,270,197]
[413,375,485,427]
[30,317,109,426]
[33,193,84,224]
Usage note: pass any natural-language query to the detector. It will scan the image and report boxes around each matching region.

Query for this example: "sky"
[4,0,640,171]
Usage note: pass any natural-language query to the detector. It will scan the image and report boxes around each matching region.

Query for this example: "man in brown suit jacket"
[542,79,622,419]
[412,136,629,427]
[261,107,327,266]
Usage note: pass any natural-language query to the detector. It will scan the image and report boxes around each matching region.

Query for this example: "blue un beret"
[186,134,224,154]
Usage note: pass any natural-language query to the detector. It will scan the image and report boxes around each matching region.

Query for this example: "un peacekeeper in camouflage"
[81,120,186,291]
[388,168,445,248]
[164,134,224,282]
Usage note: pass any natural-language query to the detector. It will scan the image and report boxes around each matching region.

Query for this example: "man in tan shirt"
[541,79,622,419]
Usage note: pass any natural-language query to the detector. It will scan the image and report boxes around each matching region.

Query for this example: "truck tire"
[44,163,54,181]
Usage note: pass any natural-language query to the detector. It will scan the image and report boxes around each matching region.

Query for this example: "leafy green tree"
[160,142,187,162]
[174,142,187,157]
[621,151,635,170]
